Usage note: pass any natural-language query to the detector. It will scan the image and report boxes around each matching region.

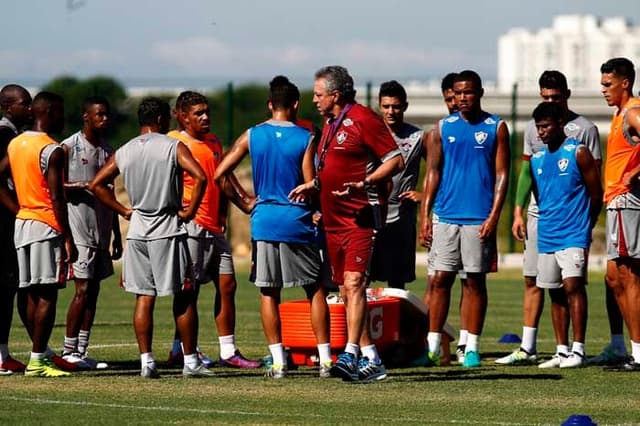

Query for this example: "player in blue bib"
[529,101,602,368]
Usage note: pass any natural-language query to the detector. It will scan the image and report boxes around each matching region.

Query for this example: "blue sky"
[3,0,636,88]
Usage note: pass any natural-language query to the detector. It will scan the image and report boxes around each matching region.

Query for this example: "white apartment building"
[498,15,640,94]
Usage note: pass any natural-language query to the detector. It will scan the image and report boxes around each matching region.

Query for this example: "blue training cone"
[561,414,597,425]
[497,333,521,344]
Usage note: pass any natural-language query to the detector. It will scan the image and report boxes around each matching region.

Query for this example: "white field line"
[0,396,542,425]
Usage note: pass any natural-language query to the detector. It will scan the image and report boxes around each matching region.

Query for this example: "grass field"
[1,262,638,426]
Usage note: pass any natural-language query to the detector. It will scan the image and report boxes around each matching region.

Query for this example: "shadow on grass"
[388,368,563,382]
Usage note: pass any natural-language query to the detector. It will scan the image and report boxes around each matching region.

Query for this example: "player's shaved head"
[32,91,63,117]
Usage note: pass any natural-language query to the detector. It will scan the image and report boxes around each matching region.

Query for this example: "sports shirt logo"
[336,131,347,144]
[558,158,569,172]
[475,131,488,144]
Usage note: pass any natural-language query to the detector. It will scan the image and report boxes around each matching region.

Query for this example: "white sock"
[269,343,285,367]
[557,345,570,356]
[77,329,90,355]
[427,332,442,356]
[345,343,359,357]
[0,344,9,363]
[631,340,640,363]
[171,339,182,355]
[457,329,468,347]
[571,341,585,356]
[611,334,626,352]
[30,352,45,362]
[360,344,380,364]
[219,335,237,359]
[466,333,480,353]
[521,326,538,354]
[183,353,198,369]
[140,352,155,368]
[317,343,332,365]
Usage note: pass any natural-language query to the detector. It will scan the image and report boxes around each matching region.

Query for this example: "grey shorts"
[430,222,494,273]
[250,241,320,288]
[122,235,192,297]
[370,214,416,284]
[607,204,640,260]
[187,232,234,285]
[16,236,67,287]
[70,245,114,281]
[523,215,538,277]
[537,248,587,289]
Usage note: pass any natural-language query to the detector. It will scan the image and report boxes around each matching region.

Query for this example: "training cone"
[497,333,521,344]
[561,414,597,425]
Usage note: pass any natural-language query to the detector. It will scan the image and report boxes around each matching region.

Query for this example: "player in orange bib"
[166,91,260,369]
[600,57,640,371]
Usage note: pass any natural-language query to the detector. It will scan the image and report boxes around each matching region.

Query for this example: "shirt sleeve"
[522,120,535,158]
[40,144,63,175]
[582,124,602,161]
[361,110,401,161]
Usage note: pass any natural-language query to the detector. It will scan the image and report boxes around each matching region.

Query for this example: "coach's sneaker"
[456,345,466,364]
[330,352,359,381]
[358,357,387,382]
[588,344,627,366]
[219,350,262,369]
[183,363,215,378]
[560,351,586,369]
[462,351,481,368]
[495,348,538,365]
[80,353,108,370]
[140,364,160,379]
[538,353,568,369]
[264,363,287,379]
[25,358,71,378]
[62,352,91,370]
[319,361,333,378]
[0,356,26,373]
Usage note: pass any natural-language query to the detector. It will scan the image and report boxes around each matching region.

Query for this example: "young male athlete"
[420,70,510,368]
[495,71,603,368]
[0,84,32,374]
[60,96,122,370]
[599,57,640,371]
[215,76,331,378]
[370,80,426,290]
[529,101,602,368]
[166,91,260,369]
[89,97,212,378]
[0,91,78,377]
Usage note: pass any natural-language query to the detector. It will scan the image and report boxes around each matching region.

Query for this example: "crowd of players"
[0,57,638,381]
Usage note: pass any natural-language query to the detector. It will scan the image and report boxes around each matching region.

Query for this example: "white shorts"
[16,236,67,288]
[187,232,234,285]
[69,245,114,281]
[122,236,192,297]
[430,222,494,273]
[536,247,587,289]
[607,199,640,260]
[250,241,320,288]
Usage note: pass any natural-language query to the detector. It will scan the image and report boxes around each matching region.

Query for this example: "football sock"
[557,345,570,356]
[571,341,585,356]
[183,353,198,369]
[268,343,285,367]
[631,340,640,363]
[361,344,381,364]
[427,332,442,356]
[219,335,236,359]
[457,329,468,347]
[521,326,537,354]
[140,352,155,367]
[77,330,90,355]
[30,352,45,362]
[466,333,480,353]
[63,337,78,355]
[345,343,359,357]
[317,343,332,365]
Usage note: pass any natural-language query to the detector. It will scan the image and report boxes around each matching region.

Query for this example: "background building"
[498,15,640,94]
